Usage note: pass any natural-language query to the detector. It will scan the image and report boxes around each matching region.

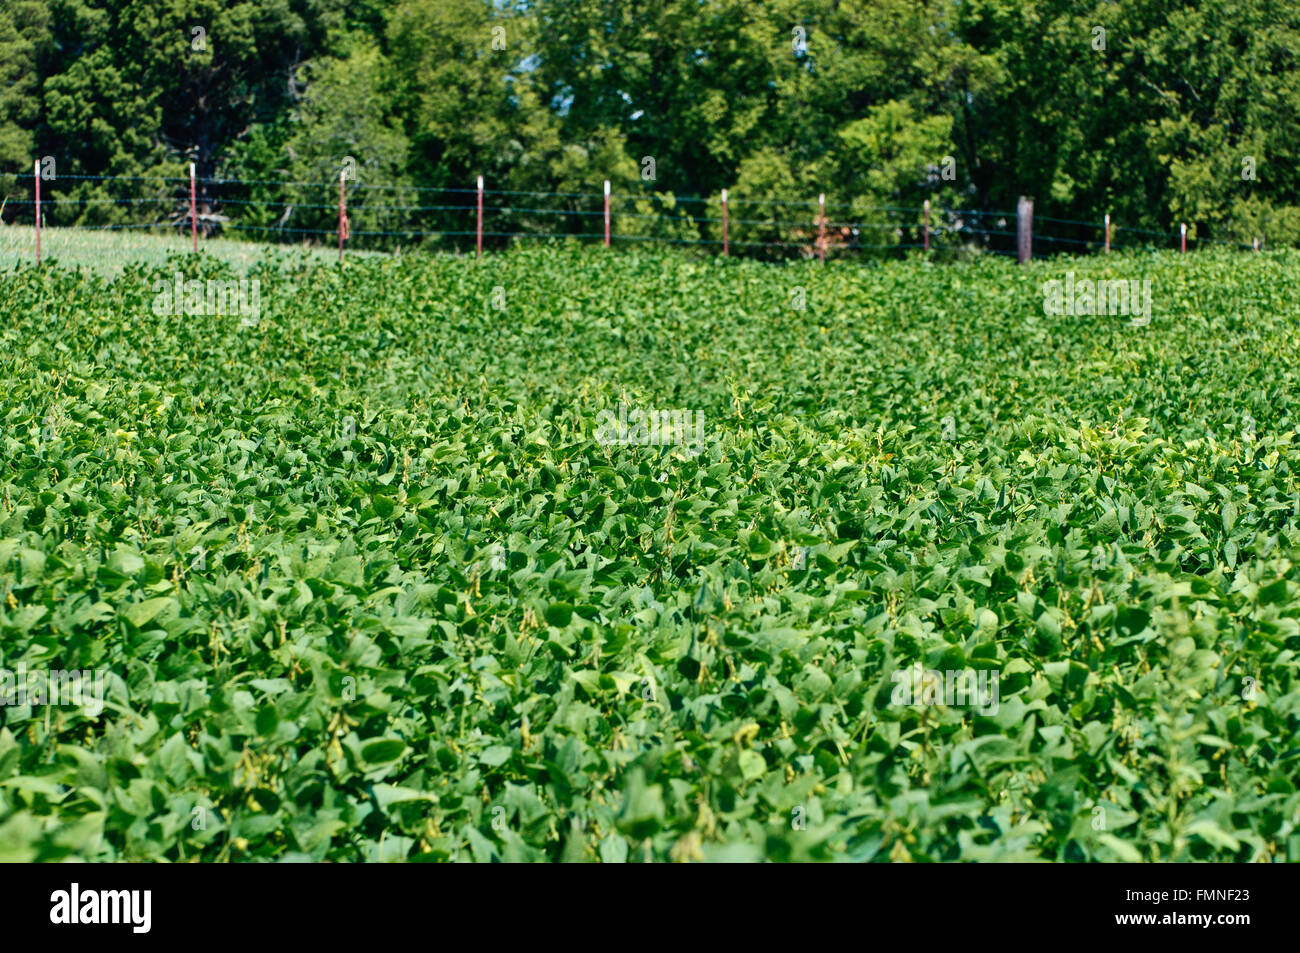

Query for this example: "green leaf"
[124,597,174,628]
[545,602,574,627]
[360,739,407,765]
[479,745,513,767]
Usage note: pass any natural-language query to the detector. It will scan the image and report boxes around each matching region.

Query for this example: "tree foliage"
[3,0,1299,245]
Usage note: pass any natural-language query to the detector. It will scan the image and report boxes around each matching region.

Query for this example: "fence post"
[604,180,611,247]
[1016,196,1032,264]
[722,188,729,257]
[923,199,930,252]
[476,175,483,259]
[338,170,346,265]
[1180,222,1186,253]
[1104,213,1110,254]
[34,159,40,264]
[818,193,825,264]
[189,163,198,253]
[1253,236,1259,252]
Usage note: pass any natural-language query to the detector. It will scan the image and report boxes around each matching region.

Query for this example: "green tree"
[0,1,50,175]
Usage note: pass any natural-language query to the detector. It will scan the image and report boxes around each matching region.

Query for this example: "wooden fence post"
[721,188,729,257]
[1104,213,1110,254]
[923,199,930,252]
[1016,196,1032,264]
[338,170,347,265]
[189,163,198,253]
[477,175,483,259]
[818,193,825,264]
[604,180,610,248]
[34,159,40,264]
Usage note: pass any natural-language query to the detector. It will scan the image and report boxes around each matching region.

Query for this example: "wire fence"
[0,169,1260,263]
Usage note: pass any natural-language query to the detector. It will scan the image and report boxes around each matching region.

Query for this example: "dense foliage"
[3,1,1300,246]
[1,245,1297,861]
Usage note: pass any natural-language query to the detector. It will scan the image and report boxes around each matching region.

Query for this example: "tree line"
[2,0,1296,252]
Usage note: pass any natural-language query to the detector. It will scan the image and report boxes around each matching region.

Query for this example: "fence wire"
[0,170,1259,260]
